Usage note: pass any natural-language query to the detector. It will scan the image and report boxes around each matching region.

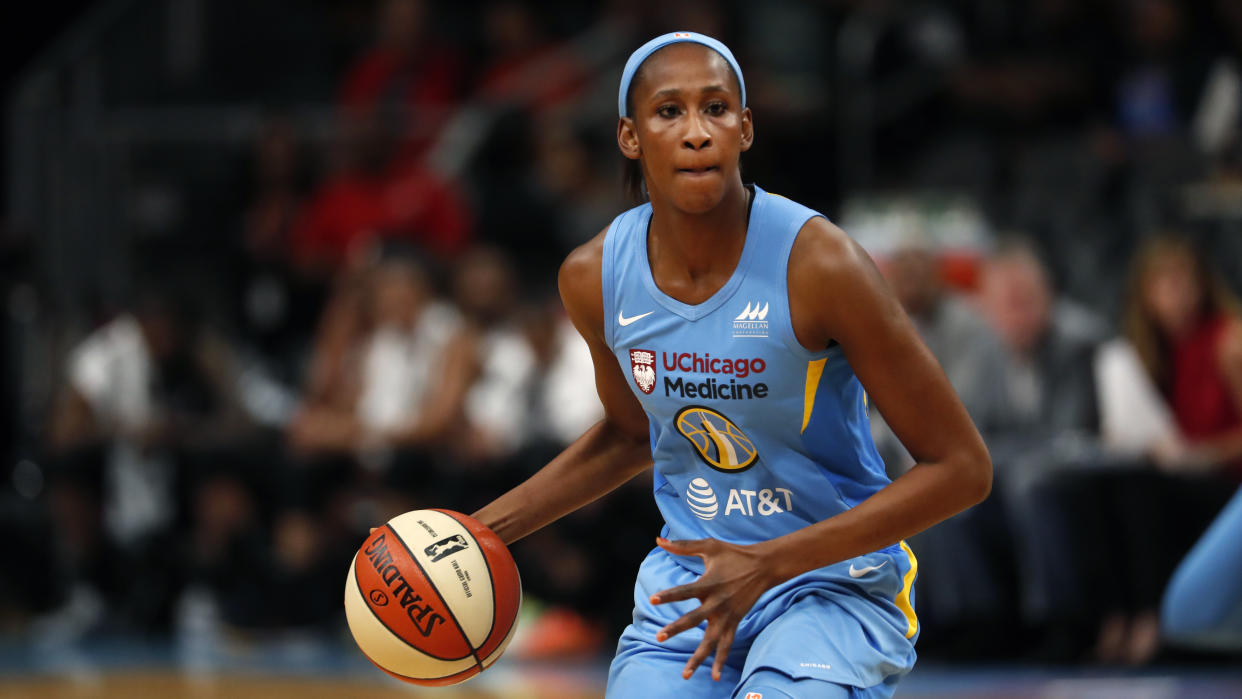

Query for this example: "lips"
[677,165,719,176]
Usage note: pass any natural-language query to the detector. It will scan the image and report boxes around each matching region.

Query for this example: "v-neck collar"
[639,185,766,322]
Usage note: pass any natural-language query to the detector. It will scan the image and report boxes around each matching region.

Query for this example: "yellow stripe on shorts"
[896,540,919,639]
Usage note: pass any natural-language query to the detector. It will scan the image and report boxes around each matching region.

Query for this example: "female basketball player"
[472,32,991,697]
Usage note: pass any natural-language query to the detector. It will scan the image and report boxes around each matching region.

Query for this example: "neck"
[648,179,750,281]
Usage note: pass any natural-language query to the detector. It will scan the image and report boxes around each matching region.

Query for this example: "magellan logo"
[685,478,719,520]
[675,406,759,472]
[733,301,769,338]
[735,302,769,321]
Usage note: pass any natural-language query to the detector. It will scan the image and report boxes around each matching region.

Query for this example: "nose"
[682,111,712,151]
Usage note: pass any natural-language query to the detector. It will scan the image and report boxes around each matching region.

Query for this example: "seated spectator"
[288,252,464,513]
[880,241,1014,450]
[534,119,626,250]
[1113,0,1216,140]
[976,238,1113,661]
[1101,234,1242,471]
[44,289,256,634]
[293,247,531,485]
[232,116,323,381]
[339,0,463,158]
[873,239,1016,658]
[289,110,472,279]
[446,247,537,471]
[474,0,588,113]
[1085,234,1242,664]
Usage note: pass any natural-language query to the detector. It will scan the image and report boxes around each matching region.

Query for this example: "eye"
[705,101,727,116]
[657,104,681,119]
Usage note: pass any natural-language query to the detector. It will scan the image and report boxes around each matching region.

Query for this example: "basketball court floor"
[2,635,1241,699]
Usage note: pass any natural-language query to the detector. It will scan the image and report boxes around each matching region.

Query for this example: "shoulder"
[558,228,609,343]
[73,315,143,362]
[558,228,607,296]
[784,216,899,350]
[786,216,877,295]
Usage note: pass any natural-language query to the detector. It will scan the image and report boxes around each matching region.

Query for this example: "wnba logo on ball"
[685,478,719,520]
[674,406,758,473]
[425,534,469,563]
[369,589,389,606]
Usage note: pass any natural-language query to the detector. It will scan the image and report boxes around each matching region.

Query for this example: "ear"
[617,117,641,160]
[739,107,754,153]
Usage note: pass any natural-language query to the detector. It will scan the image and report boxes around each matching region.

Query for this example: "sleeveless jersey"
[602,185,896,575]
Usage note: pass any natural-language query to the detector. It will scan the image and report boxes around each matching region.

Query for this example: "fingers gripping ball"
[345,509,522,685]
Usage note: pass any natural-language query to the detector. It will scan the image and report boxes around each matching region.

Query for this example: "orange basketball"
[344,509,522,685]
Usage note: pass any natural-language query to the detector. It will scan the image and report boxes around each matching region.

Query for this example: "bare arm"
[472,231,653,544]
[758,219,992,581]
[48,386,98,452]
[653,219,992,681]
[387,327,482,447]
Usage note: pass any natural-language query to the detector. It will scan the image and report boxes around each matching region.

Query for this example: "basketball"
[344,509,522,686]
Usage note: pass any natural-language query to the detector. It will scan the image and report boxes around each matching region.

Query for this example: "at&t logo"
[685,478,719,520]
[682,478,794,520]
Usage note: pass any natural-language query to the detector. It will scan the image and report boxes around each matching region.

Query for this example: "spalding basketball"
[345,509,521,685]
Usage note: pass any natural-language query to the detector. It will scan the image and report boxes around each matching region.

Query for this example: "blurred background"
[3,0,1242,696]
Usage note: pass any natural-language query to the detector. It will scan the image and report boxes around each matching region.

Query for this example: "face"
[371,264,428,330]
[454,251,516,323]
[1143,251,1201,338]
[380,0,425,51]
[618,43,753,213]
[980,256,1051,354]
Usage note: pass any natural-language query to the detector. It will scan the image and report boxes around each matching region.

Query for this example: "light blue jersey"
[602,186,918,697]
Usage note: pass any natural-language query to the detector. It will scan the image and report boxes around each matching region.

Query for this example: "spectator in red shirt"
[474,0,587,113]
[339,0,463,157]
[1123,234,1242,475]
[289,111,472,278]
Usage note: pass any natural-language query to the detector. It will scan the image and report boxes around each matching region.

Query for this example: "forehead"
[633,43,739,99]
[1149,252,1195,275]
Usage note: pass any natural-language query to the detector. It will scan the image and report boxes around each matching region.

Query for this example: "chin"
[668,180,727,214]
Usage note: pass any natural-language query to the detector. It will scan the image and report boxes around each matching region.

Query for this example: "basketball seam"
[385,523,484,675]
[359,642,479,684]
[353,556,469,662]
[436,509,499,646]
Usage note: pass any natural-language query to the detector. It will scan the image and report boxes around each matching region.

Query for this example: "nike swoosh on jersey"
[847,561,888,578]
[618,310,654,326]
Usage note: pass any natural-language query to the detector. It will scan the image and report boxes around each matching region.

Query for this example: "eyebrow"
[651,84,729,100]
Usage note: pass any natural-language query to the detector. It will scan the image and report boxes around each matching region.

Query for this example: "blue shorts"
[607,544,919,698]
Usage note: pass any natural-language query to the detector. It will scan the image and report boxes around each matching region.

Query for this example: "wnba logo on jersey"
[675,405,759,472]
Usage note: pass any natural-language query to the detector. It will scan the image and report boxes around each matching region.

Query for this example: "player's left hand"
[650,536,778,681]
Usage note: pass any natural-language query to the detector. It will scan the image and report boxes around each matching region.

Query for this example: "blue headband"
[618,32,746,118]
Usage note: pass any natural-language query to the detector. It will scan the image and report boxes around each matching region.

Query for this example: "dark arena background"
[4,1,1242,697]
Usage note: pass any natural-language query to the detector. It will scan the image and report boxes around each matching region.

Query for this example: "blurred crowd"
[3,0,1242,667]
